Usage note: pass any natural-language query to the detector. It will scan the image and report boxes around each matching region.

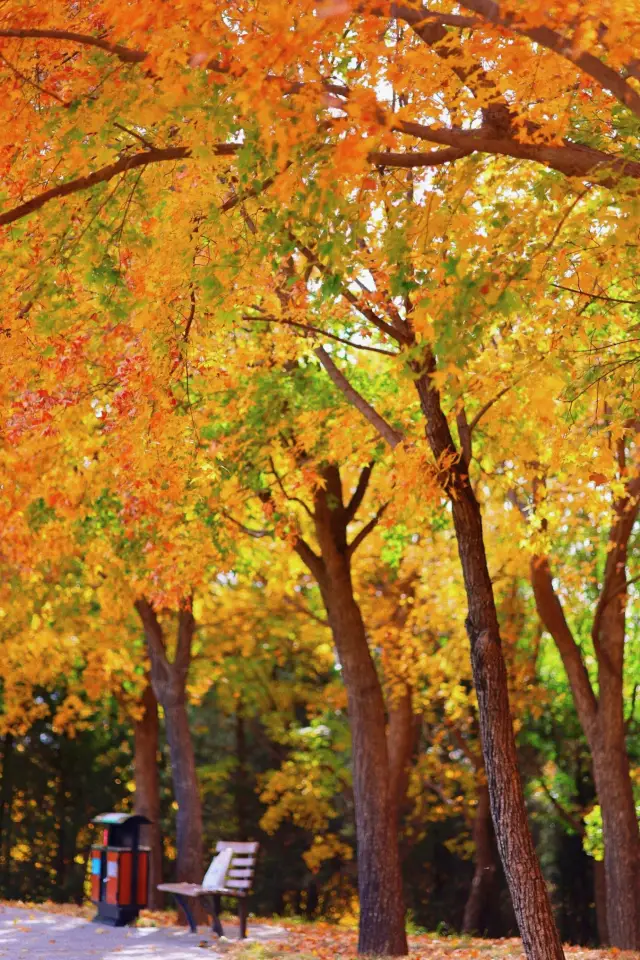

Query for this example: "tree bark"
[386,684,417,825]
[593,859,608,946]
[134,680,164,908]
[413,366,564,960]
[462,780,499,935]
[0,733,14,892]
[135,599,204,888]
[54,763,67,897]
[235,705,249,841]
[313,340,562,959]
[162,696,203,884]
[294,464,408,956]
[530,465,640,950]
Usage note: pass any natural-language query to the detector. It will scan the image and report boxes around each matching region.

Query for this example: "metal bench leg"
[173,894,197,933]
[211,894,224,937]
[238,899,248,939]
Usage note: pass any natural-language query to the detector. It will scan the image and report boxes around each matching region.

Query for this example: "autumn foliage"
[0,1,639,958]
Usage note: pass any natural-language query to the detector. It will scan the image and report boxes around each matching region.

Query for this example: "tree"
[134,598,203,886]
[134,680,163,908]
[519,433,640,948]
[3,2,640,954]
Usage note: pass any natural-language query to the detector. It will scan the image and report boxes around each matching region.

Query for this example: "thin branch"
[551,283,640,306]
[626,683,639,731]
[368,147,472,168]
[537,778,585,836]
[456,406,472,467]
[347,502,389,559]
[268,456,315,519]
[291,233,411,344]
[315,346,404,449]
[293,536,325,581]
[0,147,188,227]
[0,28,147,63]
[242,314,398,356]
[183,288,196,343]
[221,510,272,539]
[0,52,69,104]
[284,595,330,627]
[445,720,482,771]
[345,462,374,524]
[113,121,156,149]
[469,382,515,432]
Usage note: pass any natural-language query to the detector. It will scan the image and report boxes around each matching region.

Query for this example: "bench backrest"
[215,840,259,893]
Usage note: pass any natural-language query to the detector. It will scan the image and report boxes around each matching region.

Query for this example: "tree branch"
[529,554,598,739]
[134,597,172,691]
[284,595,330,627]
[469,382,515,433]
[626,683,639,731]
[221,509,272,539]
[268,456,315,519]
[395,120,640,185]
[368,147,472,168]
[456,406,473,468]
[345,462,374,524]
[293,536,325,582]
[0,52,69,104]
[551,284,640,306]
[456,0,640,121]
[0,147,188,227]
[591,471,640,647]
[175,601,195,677]
[537,778,585,836]
[315,347,404,449]
[0,28,147,63]
[243,313,398,356]
[291,234,411,344]
[0,143,241,227]
[347,502,389,559]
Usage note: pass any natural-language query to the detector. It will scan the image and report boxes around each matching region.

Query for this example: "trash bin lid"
[93,812,152,825]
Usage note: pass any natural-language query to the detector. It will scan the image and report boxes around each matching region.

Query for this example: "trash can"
[90,812,152,926]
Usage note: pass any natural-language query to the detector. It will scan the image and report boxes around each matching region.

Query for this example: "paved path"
[0,906,288,959]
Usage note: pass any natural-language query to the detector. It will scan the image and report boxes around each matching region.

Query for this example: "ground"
[0,903,636,960]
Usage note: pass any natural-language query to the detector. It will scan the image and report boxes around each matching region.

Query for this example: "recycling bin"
[90,812,152,926]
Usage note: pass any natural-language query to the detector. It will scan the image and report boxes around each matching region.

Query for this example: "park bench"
[158,840,259,938]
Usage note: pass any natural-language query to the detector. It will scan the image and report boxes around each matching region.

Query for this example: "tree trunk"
[462,781,499,935]
[295,464,408,956]
[593,575,640,949]
[319,573,407,956]
[134,680,164,908]
[54,765,67,898]
[235,705,248,841]
[162,697,203,884]
[530,466,640,950]
[593,859,608,946]
[386,685,417,825]
[414,369,564,960]
[135,599,204,888]
[0,733,14,893]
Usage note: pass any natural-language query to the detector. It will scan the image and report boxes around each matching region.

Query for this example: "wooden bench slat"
[228,868,253,878]
[216,841,259,854]
[224,878,252,889]
[157,882,204,896]
[205,886,248,897]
